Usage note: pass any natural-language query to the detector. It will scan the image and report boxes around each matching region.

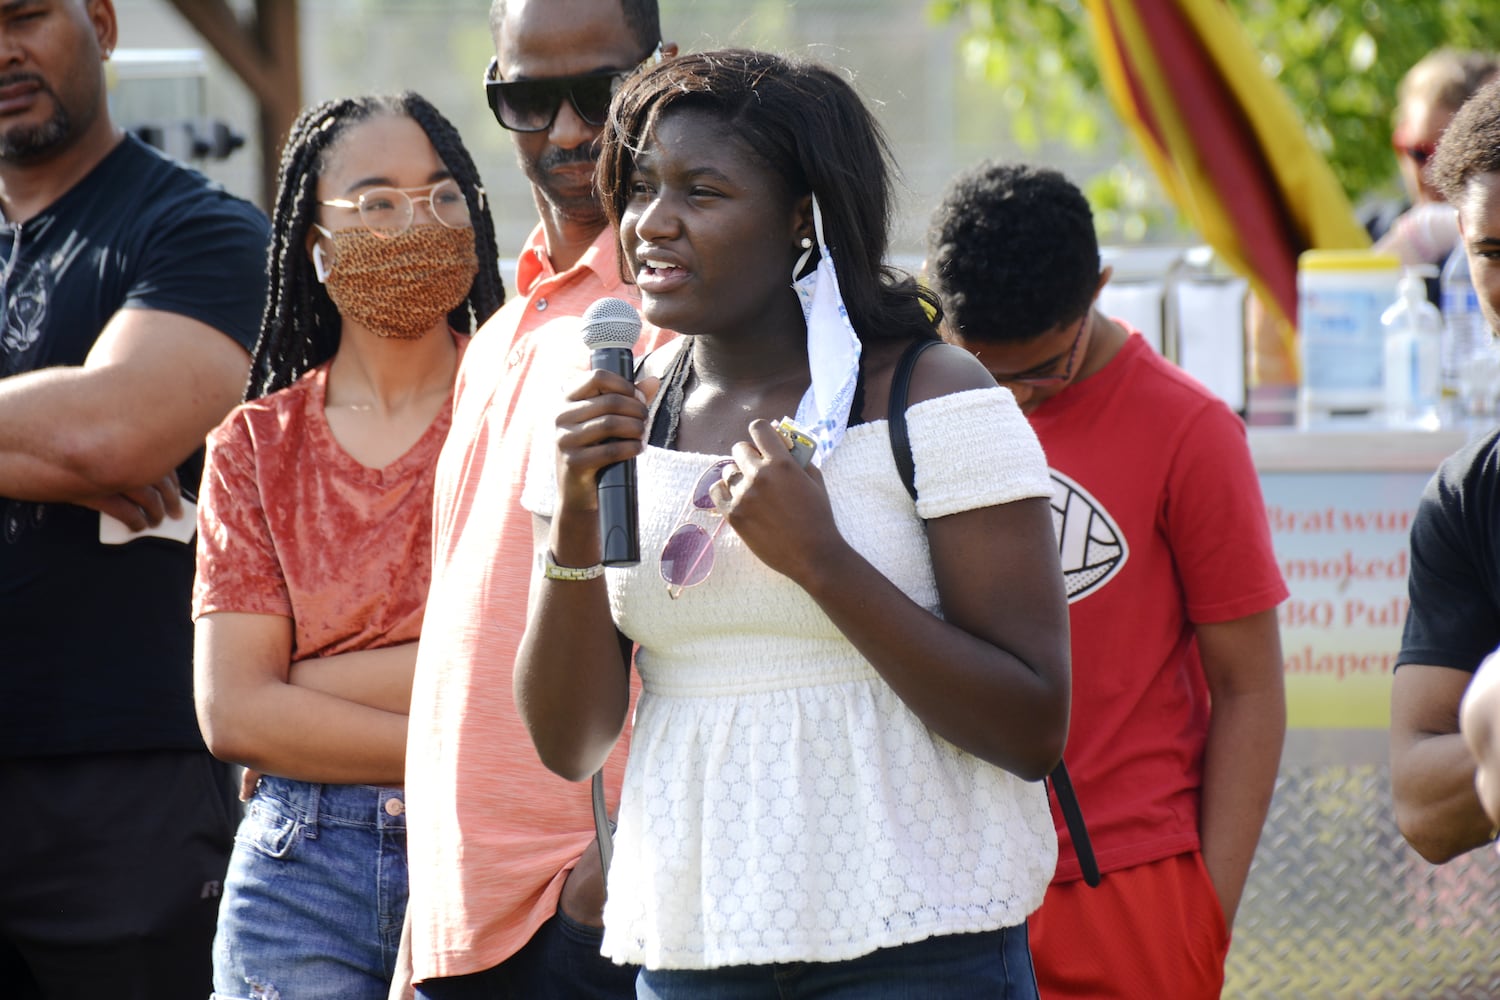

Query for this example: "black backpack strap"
[886,336,1102,888]
[1047,761,1101,887]
[887,338,943,501]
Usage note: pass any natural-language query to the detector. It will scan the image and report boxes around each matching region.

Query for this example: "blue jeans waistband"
[252,775,406,830]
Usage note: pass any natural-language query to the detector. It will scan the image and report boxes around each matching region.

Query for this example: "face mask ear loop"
[792,243,813,283]
[791,194,826,281]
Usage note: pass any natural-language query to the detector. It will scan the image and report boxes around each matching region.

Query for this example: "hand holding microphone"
[580,297,644,566]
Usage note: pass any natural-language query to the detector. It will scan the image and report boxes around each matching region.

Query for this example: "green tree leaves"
[932,0,1500,237]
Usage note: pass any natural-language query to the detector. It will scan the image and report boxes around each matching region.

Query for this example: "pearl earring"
[799,237,813,249]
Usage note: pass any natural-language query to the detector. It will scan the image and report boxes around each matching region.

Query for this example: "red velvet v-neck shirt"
[193,339,465,660]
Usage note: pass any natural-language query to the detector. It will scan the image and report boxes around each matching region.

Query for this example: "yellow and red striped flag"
[1084,0,1368,332]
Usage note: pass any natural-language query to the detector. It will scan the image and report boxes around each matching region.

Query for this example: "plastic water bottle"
[1440,249,1484,417]
[1383,269,1443,428]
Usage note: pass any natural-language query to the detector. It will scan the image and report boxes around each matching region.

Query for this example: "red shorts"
[1028,851,1230,999]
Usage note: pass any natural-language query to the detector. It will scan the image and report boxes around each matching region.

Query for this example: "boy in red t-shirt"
[926,162,1288,998]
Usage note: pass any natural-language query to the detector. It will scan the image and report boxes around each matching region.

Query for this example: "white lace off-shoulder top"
[524,386,1059,970]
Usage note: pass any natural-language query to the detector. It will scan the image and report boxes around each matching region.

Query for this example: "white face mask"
[789,194,862,465]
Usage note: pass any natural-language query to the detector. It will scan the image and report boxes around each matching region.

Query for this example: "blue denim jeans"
[636,926,1039,1000]
[211,777,407,1000]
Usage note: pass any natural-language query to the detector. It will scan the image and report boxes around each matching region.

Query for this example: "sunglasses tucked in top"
[660,459,735,600]
[318,179,478,239]
[483,42,664,133]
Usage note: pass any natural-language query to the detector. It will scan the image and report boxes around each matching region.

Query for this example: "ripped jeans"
[211,777,407,1000]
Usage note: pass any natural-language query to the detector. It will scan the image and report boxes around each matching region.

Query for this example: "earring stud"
[799,237,813,249]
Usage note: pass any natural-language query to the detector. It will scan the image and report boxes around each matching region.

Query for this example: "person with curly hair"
[191,91,501,998]
[1426,77,1500,339]
[926,161,1287,999]
[1394,77,1500,865]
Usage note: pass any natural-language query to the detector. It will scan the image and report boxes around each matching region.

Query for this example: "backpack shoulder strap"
[887,338,943,502]
[885,336,1102,888]
[1048,761,1101,887]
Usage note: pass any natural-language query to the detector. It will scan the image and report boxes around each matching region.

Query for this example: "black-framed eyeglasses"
[483,42,663,133]
[991,313,1090,388]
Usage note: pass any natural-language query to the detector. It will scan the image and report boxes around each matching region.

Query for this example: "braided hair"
[246,92,505,399]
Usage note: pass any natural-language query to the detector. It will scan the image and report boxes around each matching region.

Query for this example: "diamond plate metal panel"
[1226,764,1500,998]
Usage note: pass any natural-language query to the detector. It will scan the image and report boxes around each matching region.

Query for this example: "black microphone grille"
[580,297,643,350]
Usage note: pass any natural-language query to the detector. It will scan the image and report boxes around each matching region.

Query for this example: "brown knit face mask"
[314,223,478,339]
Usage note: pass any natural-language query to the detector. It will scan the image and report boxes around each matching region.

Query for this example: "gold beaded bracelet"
[538,550,605,582]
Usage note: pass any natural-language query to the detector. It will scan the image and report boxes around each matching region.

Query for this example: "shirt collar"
[514,223,627,298]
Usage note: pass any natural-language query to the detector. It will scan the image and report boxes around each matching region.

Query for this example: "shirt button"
[536,298,548,312]
[384,797,405,816]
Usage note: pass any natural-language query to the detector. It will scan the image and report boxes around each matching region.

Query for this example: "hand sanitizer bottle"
[1383,268,1444,429]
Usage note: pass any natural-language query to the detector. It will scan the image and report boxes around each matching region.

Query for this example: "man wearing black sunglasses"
[484,0,673,275]
[401,1,678,997]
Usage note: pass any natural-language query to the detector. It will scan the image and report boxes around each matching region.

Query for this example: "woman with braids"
[514,50,1069,997]
[191,91,501,997]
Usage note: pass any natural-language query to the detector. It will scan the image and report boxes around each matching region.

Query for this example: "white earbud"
[312,243,331,283]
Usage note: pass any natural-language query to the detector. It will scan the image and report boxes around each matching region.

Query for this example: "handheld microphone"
[580,297,644,566]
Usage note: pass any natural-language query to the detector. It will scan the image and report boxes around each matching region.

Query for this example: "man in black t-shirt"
[0,2,268,995]
[1391,78,1500,866]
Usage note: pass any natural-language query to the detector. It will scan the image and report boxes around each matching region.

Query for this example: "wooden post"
[165,0,302,208]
